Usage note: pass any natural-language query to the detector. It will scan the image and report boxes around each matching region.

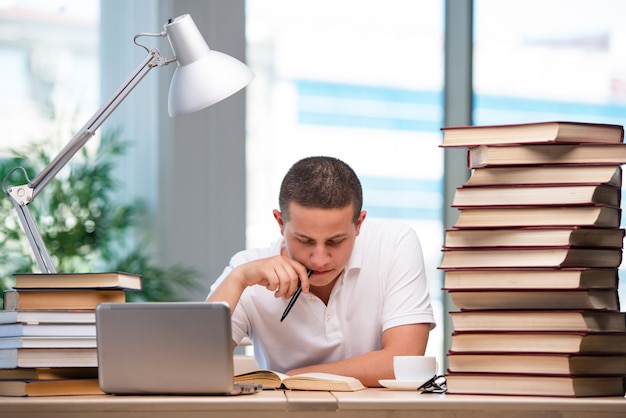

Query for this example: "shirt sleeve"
[380,225,436,331]
[208,262,251,345]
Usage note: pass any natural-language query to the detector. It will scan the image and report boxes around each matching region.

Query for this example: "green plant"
[0,128,200,305]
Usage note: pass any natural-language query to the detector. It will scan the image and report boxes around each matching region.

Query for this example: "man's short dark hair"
[278,156,363,223]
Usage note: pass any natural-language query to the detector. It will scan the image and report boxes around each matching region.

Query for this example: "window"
[474,0,626,304]
[0,0,100,155]
[246,0,446,360]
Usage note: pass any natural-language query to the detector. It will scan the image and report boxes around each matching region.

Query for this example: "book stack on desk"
[439,121,626,397]
[0,272,141,396]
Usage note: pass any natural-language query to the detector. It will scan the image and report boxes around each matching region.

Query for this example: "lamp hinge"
[7,184,34,206]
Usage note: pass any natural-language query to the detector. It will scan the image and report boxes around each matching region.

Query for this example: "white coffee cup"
[393,356,437,382]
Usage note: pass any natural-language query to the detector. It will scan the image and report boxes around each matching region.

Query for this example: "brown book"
[0,347,97,368]
[445,373,625,397]
[439,247,622,269]
[440,121,624,147]
[13,272,142,290]
[443,269,618,290]
[0,378,103,397]
[447,289,620,311]
[0,367,99,398]
[234,370,366,391]
[443,227,625,249]
[451,184,621,207]
[2,289,125,310]
[449,310,626,332]
[453,205,621,229]
[0,367,98,381]
[468,143,626,169]
[464,165,622,187]
[450,331,626,354]
[447,353,626,376]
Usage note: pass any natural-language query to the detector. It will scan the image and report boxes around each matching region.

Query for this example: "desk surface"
[0,389,624,418]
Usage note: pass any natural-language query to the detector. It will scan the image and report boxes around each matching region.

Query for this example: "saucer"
[378,379,429,391]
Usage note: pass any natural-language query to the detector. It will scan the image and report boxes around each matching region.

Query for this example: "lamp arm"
[3,47,172,273]
[31,49,169,197]
[10,198,57,273]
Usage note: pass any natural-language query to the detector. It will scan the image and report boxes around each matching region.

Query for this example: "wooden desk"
[0,389,624,418]
[0,390,287,418]
[332,389,626,418]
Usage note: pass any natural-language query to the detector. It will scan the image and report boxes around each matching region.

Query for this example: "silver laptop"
[95,302,261,395]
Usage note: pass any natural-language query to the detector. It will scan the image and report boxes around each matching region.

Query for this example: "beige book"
[452,184,620,207]
[443,227,625,249]
[443,269,618,290]
[453,205,620,229]
[447,353,626,376]
[440,121,624,147]
[447,289,620,311]
[449,310,626,333]
[468,143,626,168]
[439,247,622,269]
[450,331,626,354]
[0,378,103,397]
[13,272,142,290]
[234,370,365,391]
[465,165,622,187]
[446,373,625,397]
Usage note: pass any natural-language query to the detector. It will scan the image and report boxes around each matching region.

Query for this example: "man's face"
[274,202,366,287]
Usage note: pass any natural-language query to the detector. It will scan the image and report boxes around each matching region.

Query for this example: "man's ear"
[355,210,367,235]
[273,209,286,234]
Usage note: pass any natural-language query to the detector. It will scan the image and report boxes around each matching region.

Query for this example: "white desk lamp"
[1,14,254,274]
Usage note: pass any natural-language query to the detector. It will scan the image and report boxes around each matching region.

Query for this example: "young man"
[207,156,435,387]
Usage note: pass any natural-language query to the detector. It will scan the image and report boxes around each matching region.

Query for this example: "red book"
[439,247,622,269]
[445,372,625,397]
[468,143,626,168]
[450,331,626,354]
[446,288,620,311]
[440,121,624,148]
[447,352,626,376]
[449,310,626,333]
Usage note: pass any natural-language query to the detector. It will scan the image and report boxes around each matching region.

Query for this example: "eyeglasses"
[417,375,447,394]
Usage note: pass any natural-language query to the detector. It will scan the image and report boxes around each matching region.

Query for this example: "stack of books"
[439,121,626,397]
[0,272,141,396]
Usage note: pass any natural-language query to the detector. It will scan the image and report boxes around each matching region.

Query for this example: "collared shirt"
[209,220,436,373]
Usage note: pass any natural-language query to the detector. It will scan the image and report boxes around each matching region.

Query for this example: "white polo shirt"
[209,220,436,373]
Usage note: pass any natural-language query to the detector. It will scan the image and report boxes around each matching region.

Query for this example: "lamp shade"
[165,14,254,117]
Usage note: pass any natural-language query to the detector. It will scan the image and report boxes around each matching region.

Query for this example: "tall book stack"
[0,272,141,396]
[439,121,626,397]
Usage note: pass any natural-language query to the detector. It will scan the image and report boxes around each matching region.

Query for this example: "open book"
[234,370,366,391]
